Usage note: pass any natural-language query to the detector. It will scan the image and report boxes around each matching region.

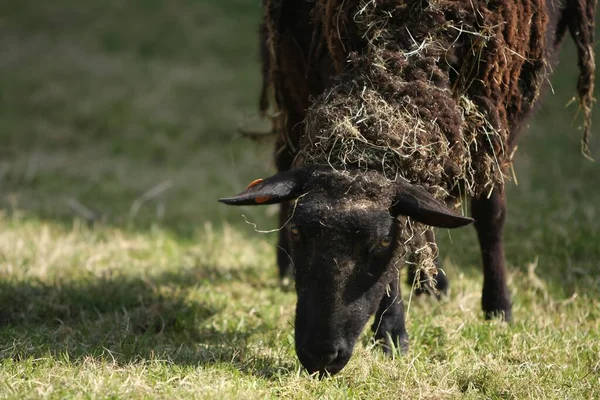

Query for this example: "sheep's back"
[261,0,593,199]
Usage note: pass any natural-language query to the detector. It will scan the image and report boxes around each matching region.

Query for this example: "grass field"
[0,1,599,398]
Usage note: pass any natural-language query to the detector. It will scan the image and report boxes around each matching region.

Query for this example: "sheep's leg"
[406,229,448,298]
[276,201,294,284]
[275,139,295,285]
[371,275,409,355]
[471,189,512,321]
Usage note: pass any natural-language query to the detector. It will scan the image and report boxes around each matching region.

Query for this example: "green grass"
[0,1,599,398]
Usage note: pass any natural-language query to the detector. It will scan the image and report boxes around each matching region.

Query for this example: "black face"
[219,167,473,376]
[288,197,402,375]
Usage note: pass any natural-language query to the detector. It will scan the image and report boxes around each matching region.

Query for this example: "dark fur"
[222,0,596,375]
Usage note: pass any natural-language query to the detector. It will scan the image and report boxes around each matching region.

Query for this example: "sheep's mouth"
[297,348,353,377]
[316,358,350,377]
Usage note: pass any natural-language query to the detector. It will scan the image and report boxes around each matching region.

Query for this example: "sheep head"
[220,167,472,375]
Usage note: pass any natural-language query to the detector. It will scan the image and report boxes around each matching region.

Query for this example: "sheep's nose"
[306,348,339,370]
[297,342,348,375]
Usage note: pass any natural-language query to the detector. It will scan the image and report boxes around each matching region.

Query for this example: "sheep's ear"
[391,182,473,228]
[219,169,307,206]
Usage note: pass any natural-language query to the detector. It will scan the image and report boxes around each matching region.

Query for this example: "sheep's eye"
[379,236,392,248]
[289,223,300,236]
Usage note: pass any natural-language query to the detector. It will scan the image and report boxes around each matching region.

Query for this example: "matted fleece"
[260,0,596,282]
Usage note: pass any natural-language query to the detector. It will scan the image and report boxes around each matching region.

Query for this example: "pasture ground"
[0,1,599,398]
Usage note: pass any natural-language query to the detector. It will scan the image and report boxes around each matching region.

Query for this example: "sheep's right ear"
[218,169,307,206]
[391,181,474,228]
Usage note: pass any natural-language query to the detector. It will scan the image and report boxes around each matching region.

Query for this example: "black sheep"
[221,0,596,375]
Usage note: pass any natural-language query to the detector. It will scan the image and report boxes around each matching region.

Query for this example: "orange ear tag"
[246,178,263,189]
[255,196,271,204]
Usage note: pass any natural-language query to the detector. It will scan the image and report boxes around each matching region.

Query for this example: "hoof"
[482,291,512,322]
[484,307,512,322]
[376,331,409,356]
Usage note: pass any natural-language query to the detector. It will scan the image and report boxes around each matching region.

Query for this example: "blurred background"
[0,0,598,278]
[0,0,275,236]
[0,1,598,396]
[0,0,598,290]
[0,0,600,288]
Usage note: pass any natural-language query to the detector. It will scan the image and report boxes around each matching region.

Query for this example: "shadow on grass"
[0,265,297,379]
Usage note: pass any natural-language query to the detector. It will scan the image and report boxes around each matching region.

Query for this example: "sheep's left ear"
[391,181,473,228]
[218,168,307,206]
